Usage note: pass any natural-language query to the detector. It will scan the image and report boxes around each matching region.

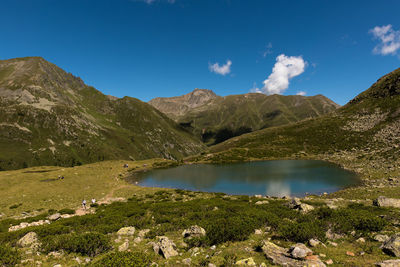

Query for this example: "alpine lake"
[128,160,361,197]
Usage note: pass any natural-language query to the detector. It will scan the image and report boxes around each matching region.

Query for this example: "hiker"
[91,198,96,205]
[82,199,87,210]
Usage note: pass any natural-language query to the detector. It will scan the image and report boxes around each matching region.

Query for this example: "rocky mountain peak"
[149,88,219,118]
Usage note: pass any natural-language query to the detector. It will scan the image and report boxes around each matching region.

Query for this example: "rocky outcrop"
[9,220,50,232]
[289,243,313,259]
[376,259,400,267]
[374,234,390,243]
[382,234,400,257]
[235,257,256,266]
[182,225,206,239]
[48,213,61,221]
[287,198,314,213]
[262,241,325,267]
[152,236,178,259]
[17,232,40,248]
[117,226,135,236]
[118,241,129,252]
[374,196,400,208]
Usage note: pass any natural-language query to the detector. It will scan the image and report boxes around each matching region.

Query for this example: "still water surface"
[132,160,360,197]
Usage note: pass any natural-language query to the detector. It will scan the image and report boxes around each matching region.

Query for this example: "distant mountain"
[200,68,400,167]
[150,89,339,144]
[149,89,219,120]
[0,57,205,170]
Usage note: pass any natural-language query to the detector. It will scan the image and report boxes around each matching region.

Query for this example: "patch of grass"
[91,251,150,267]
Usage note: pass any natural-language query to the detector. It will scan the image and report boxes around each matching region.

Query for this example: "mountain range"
[150,89,339,144]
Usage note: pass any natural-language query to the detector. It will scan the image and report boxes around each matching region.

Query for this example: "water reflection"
[131,160,360,197]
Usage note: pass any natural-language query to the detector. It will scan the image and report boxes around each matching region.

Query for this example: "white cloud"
[370,24,400,56]
[209,60,232,76]
[296,91,306,96]
[257,54,306,95]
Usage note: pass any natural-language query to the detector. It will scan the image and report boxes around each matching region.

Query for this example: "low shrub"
[42,232,111,257]
[58,208,75,215]
[204,216,257,245]
[279,221,325,243]
[9,203,22,209]
[0,244,20,266]
[91,251,150,267]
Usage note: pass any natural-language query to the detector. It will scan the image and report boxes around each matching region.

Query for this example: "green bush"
[42,232,111,257]
[204,216,256,245]
[279,221,325,243]
[9,203,22,209]
[58,208,75,215]
[0,244,20,266]
[91,251,150,267]
[354,217,386,233]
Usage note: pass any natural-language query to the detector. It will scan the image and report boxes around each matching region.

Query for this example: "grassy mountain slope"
[0,57,205,170]
[150,90,339,144]
[195,68,400,175]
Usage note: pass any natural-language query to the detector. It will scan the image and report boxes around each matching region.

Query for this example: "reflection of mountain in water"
[133,160,360,196]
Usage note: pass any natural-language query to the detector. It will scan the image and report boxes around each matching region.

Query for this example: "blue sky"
[1,0,400,105]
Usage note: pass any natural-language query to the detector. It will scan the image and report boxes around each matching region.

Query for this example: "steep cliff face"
[0,57,205,170]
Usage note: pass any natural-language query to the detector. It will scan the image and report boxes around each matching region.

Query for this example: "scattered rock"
[17,232,40,248]
[75,257,82,265]
[9,220,50,232]
[382,234,400,257]
[326,229,344,240]
[327,241,337,247]
[326,259,333,265]
[48,251,63,258]
[356,237,366,243]
[118,241,129,252]
[182,258,191,265]
[210,245,216,250]
[346,251,355,257]
[289,243,313,259]
[287,198,314,213]
[255,229,263,235]
[53,265,61,267]
[138,229,150,238]
[255,200,269,205]
[48,213,61,221]
[376,259,400,267]
[309,239,321,247]
[235,257,256,266]
[182,225,206,239]
[208,264,216,267]
[375,234,390,243]
[117,226,135,236]
[374,196,400,208]
[134,237,142,243]
[262,241,326,267]
[153,236,178,259]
